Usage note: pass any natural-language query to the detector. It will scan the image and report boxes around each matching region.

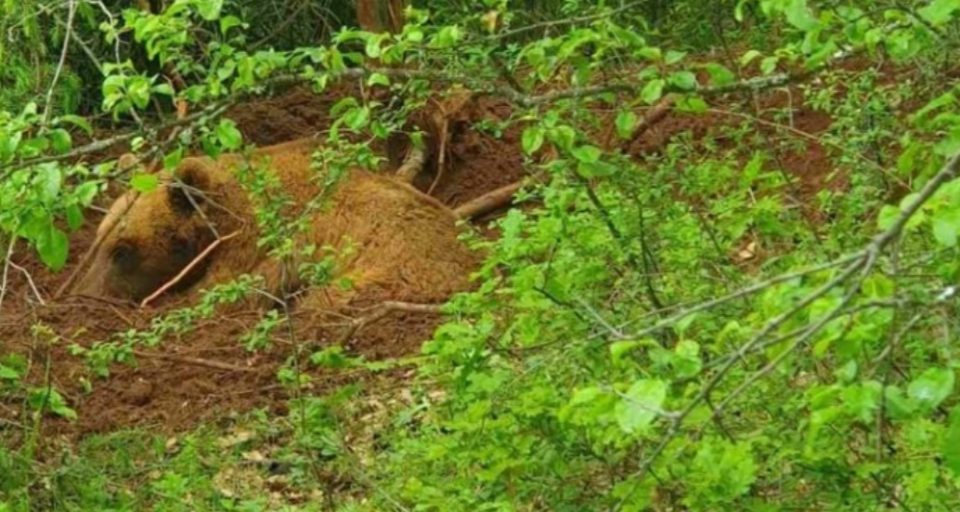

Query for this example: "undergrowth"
[5,1,960,510]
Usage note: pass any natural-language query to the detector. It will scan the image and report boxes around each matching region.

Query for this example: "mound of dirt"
[0,86,527,439]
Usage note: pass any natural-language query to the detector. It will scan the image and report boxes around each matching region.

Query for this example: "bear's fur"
[75,138,478,310]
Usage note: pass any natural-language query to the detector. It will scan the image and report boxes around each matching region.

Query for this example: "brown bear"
[74,138,479,311]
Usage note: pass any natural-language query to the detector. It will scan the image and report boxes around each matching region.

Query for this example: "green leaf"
[343,107,370,131]
[49,129,71,154]
[0,130,22,161]
[576,161,617,178]
[365,34,384,59]
[366,72,390,87]
[27,387,77,420]
[664,50,687,65]
[615,110,638,140]
[760,56,779,75]
[571,145,602,164]
[933,216,958,247]
[883,385,917,420]
[151,83,175,97]
[432,25,462,48]
[37,224,69,271]
[676,96,708,113]
[194,0,223,21]
[908,368,955,412]
[65,204,84,232]
[74,181,99,206]
[616,379,667,434]
[784,0,819,31]
[610,340,642,362]
[0,364,20,380]
[668,71,698,91]
[740,50,762,67]
[164,147,184,170]
[219,15,243,34]
[37,165,62,203]
[547,125,577,152]
[944,406,960,476]
[641,79,665,105]
[877,204,899,231]
[703,63,736,86]
[215,119,243,150]
[521,126,544,155]
[56,114,93,135]
[130,173,160,193]
[673,340,702,379]
[918,0,960,26]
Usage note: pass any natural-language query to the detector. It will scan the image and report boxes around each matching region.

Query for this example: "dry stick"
[336,301,445,345]
[131,349,255,373]
[139,230,241,308]
[427,111,450,196]
[453,180,527,220]
[0,237,15,313]
[616,150,960,507]
[41,0,76,125]
[394,147,426,183]
[8,262,46,306]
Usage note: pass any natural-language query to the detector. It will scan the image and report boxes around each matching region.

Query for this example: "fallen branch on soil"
[131,349,256,373]
[140,230,241,308]
[336,300,445,345]
[454,180,528,220]
[394,147,426,183]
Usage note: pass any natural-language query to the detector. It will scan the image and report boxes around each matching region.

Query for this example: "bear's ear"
[168,160,211,215]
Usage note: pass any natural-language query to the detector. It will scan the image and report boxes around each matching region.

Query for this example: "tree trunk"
[356,0,407,33]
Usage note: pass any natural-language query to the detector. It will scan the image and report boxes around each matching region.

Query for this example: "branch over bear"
[75,138,479,310]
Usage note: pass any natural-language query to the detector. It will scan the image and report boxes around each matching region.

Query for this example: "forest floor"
[0,63,867,441]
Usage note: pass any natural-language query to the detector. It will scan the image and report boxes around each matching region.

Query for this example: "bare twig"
[0,237,16,313]
[140,230,241,308]
[337,301,445,344]
[8,262,46,305]
[132,350,256,373]
[41,0,76,125]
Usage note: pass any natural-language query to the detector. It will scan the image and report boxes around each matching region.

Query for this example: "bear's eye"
[111,242,140,271]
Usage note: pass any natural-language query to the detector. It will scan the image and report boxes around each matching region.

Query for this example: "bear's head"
[76,156,254,302]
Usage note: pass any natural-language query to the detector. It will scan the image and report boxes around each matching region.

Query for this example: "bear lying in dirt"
[74,138,479,312]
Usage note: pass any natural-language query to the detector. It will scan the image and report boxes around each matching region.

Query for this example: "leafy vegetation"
[4,0,960,510]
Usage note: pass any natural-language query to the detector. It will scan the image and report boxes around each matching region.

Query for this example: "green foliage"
[5,1,960,511]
